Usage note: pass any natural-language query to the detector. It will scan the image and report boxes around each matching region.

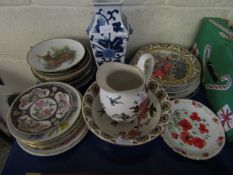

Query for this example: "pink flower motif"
[35,100,44,108]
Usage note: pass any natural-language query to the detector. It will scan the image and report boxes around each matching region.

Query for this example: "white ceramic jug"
[96,53,154,122]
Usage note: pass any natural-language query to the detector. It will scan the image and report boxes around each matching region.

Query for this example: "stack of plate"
[7,82,88,156]
[27,38,96,89]
[131,43,201,99]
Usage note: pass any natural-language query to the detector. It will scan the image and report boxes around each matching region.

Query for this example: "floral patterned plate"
[9,82,76,134]
[131,43,201,87]
[7,83,82,143]
[82,80,171,146]
[27,38,85,72]
[162,99,225,160]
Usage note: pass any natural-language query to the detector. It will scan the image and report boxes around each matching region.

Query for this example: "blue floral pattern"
[87,5,133,66]
[92,34,125,65]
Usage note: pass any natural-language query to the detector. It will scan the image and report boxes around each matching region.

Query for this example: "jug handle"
[136,53,155,84]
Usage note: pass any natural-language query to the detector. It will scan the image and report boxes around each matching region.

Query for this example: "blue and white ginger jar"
[86,0,133,67]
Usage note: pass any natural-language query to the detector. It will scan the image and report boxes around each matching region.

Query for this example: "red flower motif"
[139,98,149,119]
[189,112,201,121]
[171,132,179,139]
[127,129,141,138]
[178,119,192,131]
[180,131,193,145]
[192,137,206,149]
[199,123,209,134]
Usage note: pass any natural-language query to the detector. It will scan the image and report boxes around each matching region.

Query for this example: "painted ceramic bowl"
[27,38,85,72]
[8,82,79,134]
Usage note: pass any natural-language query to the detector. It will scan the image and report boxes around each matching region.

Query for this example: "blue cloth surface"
[2,86,233,175]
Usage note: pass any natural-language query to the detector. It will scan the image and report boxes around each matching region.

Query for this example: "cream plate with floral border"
[162,99,225,160]
[82,80,171,146]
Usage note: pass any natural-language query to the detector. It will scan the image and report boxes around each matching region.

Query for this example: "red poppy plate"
[162,99,225,160]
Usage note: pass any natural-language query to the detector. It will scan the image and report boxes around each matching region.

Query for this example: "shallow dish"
[27,38,85,72]
[162,99,225,160]
[82,80,171,146]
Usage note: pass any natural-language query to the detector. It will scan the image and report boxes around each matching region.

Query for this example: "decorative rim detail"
[82,81,171,146]
[131,43,201,86]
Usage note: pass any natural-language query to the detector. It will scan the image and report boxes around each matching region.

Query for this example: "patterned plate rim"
[131,43,201,86]
[82,80,171,146]
[8,82,81,135]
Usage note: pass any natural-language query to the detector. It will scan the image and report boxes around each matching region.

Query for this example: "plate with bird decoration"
[27,38,85,72]
[82,80,171,146]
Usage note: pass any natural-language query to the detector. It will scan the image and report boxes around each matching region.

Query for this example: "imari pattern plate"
[9,82,74,134]
[162,99,225,160]
[82,80,171,146]
[131,43,201,87]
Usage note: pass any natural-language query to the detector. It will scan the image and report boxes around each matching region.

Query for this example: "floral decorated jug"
[86,0,133,67]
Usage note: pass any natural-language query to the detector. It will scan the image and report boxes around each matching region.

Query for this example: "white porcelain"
[27,38,85,72]
[17,120,88,156]
[96,53,154,122]
[87,0,133,66]
[162,99,225,160]
[82,80,171,146]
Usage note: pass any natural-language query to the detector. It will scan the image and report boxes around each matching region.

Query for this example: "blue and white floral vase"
[86,0,133,67]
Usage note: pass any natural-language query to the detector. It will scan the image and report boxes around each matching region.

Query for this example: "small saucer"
[82,80,171,146]
[162,99,225,160]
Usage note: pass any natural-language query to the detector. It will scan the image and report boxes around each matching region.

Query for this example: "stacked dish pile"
[131,43,201,99]
[7,82,88,156]
[27,38,96,89]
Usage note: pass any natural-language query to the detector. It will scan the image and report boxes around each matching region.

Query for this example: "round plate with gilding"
[82,80,171,146]
[27,38,85,72]
[162,99,225,160]
[9,82,75,134]
[17,119,88,156]
[131,43,201,86]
